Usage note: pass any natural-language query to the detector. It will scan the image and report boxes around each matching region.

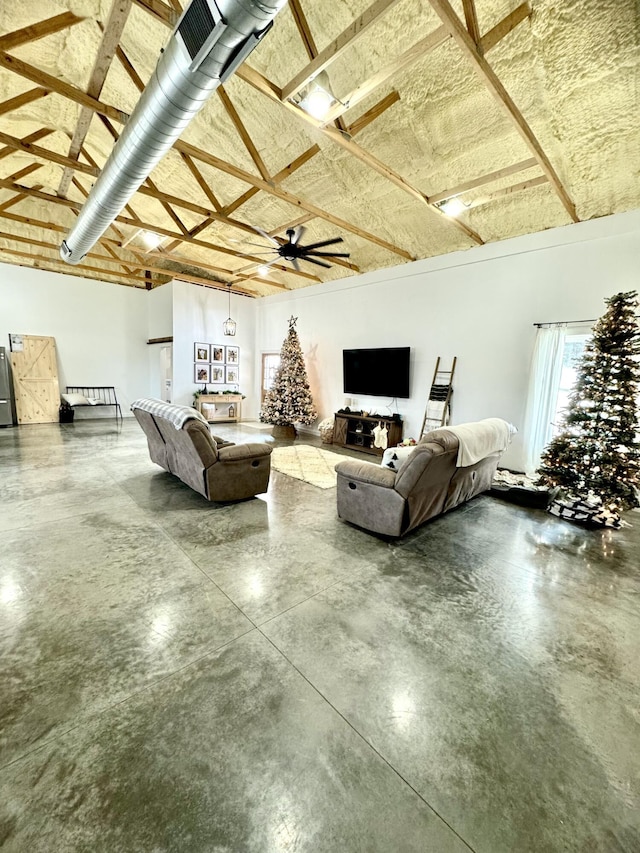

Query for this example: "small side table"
[197,394,242,423]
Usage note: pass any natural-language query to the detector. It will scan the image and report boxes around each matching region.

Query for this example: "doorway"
[160,344,173,403]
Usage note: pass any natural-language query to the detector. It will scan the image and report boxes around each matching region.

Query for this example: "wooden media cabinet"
[333,411,403,456]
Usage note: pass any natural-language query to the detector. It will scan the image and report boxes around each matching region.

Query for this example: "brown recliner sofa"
[133,400,271,501]
[335,421,508,537]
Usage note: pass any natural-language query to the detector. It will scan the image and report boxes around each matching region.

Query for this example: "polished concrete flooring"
[1,419,639,852]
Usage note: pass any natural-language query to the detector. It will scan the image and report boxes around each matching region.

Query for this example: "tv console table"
[333,411,403,457]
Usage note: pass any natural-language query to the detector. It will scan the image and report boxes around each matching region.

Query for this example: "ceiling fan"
[238,226,350,272]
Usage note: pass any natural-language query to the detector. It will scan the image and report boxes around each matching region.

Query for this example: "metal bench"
[66,386,123,423]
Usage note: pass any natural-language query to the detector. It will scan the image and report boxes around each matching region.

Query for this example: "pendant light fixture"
[223,283,237,337]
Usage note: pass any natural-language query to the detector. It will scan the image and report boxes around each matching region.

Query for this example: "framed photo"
[210,365,225,384]
[194,342,210,362]
[225,366,239,384]
[211,345,225,363]
[194,364,210,383]
[225,345,239,364]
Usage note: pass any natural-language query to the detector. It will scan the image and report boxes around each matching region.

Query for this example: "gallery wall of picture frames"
[193,343,240,385]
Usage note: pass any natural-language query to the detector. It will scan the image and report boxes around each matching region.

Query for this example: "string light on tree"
[537,290,640,527]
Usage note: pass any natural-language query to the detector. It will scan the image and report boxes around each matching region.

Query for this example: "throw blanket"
[445,418,514,467]
[131,398,209,430]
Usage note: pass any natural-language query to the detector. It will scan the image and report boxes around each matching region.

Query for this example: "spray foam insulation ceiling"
[0,0,638,297]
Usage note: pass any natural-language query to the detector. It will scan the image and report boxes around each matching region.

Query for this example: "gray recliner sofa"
[335,421,509,537]
[132,400,271,501]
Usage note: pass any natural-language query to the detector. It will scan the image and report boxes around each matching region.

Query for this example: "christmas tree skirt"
[270,445,343,489]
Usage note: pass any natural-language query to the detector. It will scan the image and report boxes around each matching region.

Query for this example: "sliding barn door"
[10,335,60,424]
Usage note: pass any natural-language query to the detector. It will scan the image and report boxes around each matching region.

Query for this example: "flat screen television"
[343,347,410,398]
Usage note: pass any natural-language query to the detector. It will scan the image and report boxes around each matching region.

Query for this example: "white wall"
[257,209,640,470]
[171,279,258,415]
[0,263,149,417]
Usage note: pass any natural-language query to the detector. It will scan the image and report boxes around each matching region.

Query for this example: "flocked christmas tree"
[260,316,316,436]
[537,290,640,515]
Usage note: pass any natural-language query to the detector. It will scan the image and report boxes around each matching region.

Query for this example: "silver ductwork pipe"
[61,0,286,264]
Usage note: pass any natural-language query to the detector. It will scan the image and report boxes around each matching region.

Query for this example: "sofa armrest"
[335,459,397,489]
[210,434,235,449]
[217,443,272,463]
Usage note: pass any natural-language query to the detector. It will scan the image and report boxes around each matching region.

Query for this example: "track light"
[298,71,336,120]
[438,198,469,217]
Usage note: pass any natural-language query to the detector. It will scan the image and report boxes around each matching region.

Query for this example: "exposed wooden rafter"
[57,0,133,197]
[0,12,84,51]
[429,157,538,204]
[427,0,578,222]
[281,0,402,102]
[0,87,50,117]
[480,2,531,55]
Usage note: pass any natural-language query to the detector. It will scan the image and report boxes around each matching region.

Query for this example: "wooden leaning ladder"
[420,357,457,438]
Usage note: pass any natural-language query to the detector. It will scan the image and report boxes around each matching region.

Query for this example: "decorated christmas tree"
[260,316,316,437]
[537,290,640,521]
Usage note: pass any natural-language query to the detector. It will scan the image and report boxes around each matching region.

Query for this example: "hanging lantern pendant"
[223,282,236,337]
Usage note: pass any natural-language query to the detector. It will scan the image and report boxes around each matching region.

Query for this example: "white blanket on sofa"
[445,418,514,467]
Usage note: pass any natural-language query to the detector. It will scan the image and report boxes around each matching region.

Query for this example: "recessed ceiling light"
[438,198,469,217]
[257,265,271,277]
[303,86,334,120]
[142,230,163,249]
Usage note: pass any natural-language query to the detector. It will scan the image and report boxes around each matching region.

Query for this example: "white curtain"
[523,326,566,475]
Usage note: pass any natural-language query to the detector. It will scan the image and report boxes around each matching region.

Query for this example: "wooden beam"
[346,90,400,137]
[58,0,133,197]
[147,336,173,344]
[281,0,403,102]
[286,0,350,135]
[0,128,54,162]
[0,51,129,125]
[3,163,43,183]
[0,88,50,117]
[0,50,415,259]
[480,2,532,54]
[180,153,223,212]
[317,26,450,124]
[0,130,99,178]
[238,65,482,247]
[428,0,578,222]
[462,0,480,44]
[217,86,271,182]
[0,230,260,295]
[0,12,84,51]
[0,177,315,285]
[0,183,43,213]
[429,157,538,203]
[0,198,305,294]
[468,175,548,208]
[131,0,178,27]
[0,245,151,287]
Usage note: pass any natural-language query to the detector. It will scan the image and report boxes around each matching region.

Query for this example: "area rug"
[270,444,344,489]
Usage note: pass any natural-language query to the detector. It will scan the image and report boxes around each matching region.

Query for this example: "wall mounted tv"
[343,347,410,399]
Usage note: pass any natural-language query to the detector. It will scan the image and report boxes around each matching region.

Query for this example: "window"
[261,353,280,405]
[552,334,589,432]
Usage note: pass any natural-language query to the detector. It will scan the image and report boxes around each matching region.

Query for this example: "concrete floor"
[0,418,639,853]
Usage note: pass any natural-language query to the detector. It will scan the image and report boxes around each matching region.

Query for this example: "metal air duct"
[60,0,286,264]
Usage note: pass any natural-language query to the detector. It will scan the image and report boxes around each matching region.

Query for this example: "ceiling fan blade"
[301,256,332,269]
[250,226,280,248]
[291,225,307,245]
[229,239,274,249]
[305,251,351,258]
[301,236,344,250]
[292,258,301,272]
